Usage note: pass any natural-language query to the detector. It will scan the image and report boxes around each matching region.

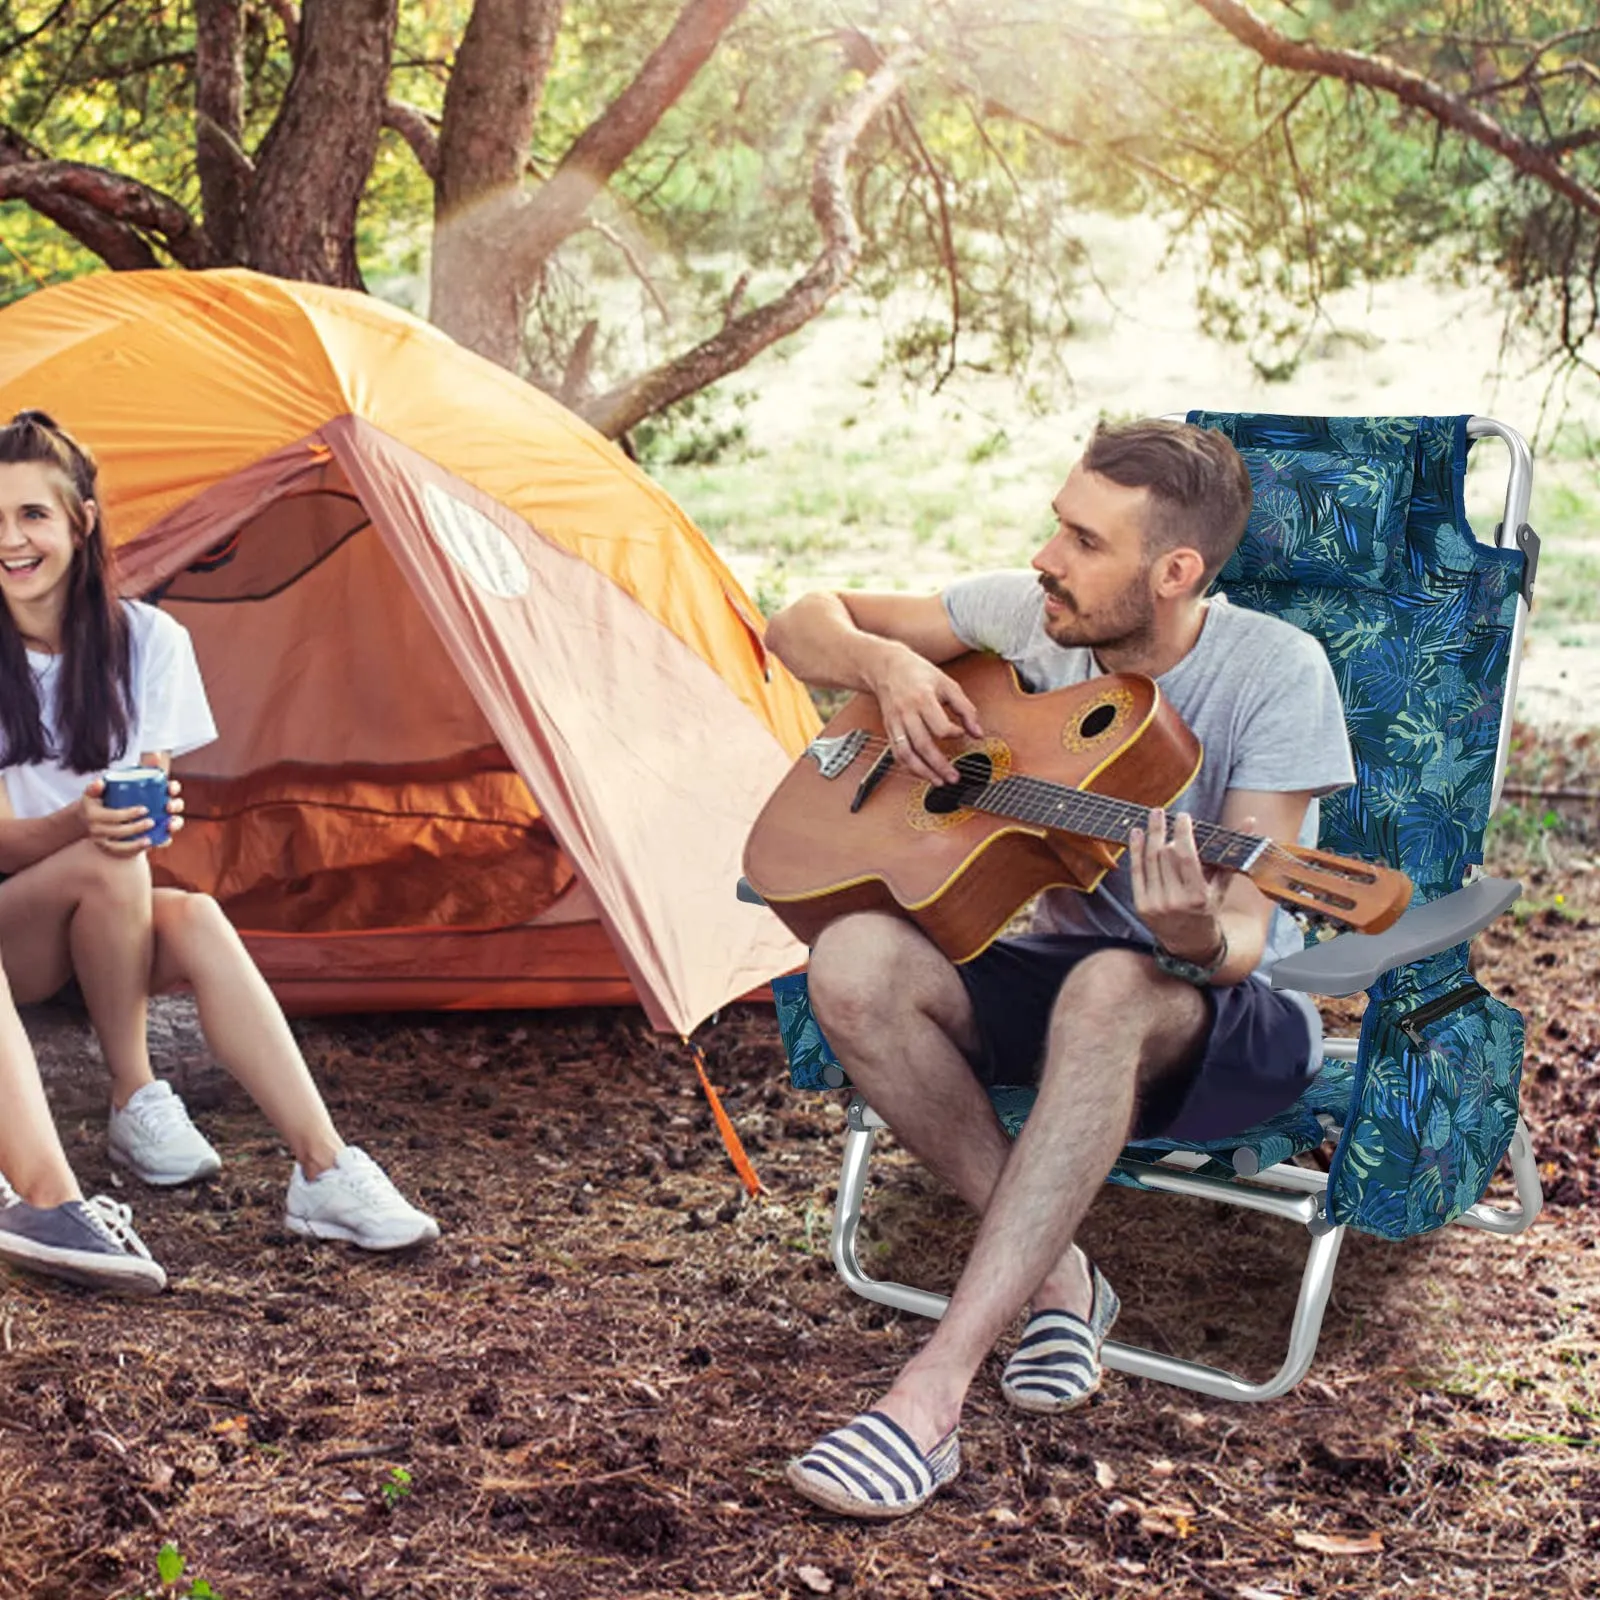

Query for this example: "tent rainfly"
[0,269,816,1036]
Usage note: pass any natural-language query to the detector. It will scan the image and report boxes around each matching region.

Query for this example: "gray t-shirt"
[942,572,1356,1041]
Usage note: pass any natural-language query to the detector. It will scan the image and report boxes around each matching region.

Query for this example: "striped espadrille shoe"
[1000,1262,1121,1414]
[786,1410,960,1519]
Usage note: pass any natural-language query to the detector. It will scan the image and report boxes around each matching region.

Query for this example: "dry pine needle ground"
[1,734,1596,1600]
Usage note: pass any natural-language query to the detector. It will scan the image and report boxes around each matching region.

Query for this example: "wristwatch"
[1151,929,1229,986]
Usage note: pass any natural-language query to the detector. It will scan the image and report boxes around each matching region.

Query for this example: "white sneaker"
[108,1080,223,1186]
[284,1147,440,1252]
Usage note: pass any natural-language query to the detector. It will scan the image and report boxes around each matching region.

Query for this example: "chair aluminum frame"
[827,417,1546,1402]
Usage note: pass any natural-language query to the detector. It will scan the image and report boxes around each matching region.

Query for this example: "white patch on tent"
[422,482,529,599]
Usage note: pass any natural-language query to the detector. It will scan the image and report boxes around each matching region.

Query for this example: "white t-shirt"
[2,601,217,819]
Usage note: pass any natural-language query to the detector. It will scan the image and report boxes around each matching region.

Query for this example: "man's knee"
[1059,948,1155,1009]
[808,912,966,1044]
[808,916,904,1040]
[1047,947,1207,1050]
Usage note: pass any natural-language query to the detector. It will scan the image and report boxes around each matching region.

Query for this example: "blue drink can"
[103,766,171,846]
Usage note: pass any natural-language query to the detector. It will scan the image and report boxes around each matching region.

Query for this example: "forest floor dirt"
[2,722,1597,1600]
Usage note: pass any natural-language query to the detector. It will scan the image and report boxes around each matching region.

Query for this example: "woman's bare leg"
[0,960,82,1208]
[0,839,156,1106]
[150,889,343,1177]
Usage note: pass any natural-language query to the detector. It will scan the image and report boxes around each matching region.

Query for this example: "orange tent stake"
[688,1040,764,1197]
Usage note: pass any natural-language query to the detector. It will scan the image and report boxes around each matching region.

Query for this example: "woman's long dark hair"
[0,411,133,772]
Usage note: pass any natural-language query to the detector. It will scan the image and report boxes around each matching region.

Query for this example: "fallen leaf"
[210,1416,249,1436]
[796,1564,833,1595]
[1293,1529,1384,1555]
[1236,1588,1293,1600]
[1148,1457,1176,1478]
[986,1507,1020,1526]
[1094,1459,1117,1490]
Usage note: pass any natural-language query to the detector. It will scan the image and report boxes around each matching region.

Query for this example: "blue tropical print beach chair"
[766,414,1544,1402]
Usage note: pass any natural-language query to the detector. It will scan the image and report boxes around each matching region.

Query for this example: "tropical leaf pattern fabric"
[773,971,846,1090]
[770,415,1528,1243]
[1189,411,1528,1238]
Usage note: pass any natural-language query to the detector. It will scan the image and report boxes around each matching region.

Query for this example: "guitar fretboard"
[960,773,1267,872]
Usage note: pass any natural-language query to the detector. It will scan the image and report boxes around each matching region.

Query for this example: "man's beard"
[1037,571,1156,653]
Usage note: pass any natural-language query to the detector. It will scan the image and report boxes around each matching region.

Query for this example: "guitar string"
[835,729,1327,877]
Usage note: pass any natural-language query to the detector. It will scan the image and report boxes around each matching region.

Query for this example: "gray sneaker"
[0,1194,167,1294]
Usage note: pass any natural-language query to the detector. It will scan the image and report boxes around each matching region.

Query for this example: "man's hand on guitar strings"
[869,647,985,786]
[1128,807,1255,965]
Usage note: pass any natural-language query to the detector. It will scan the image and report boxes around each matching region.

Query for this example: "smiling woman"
[0,411,440,1297]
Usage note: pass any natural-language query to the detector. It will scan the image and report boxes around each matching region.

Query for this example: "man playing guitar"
[763,418,1356,1519]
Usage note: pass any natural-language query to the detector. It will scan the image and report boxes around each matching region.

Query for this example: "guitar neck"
[971,774,1269,875]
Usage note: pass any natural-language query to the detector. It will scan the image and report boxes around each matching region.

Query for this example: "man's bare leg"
[808,911,1008,1215]
[809,914,1099,1322]
[863,948,1209,1451]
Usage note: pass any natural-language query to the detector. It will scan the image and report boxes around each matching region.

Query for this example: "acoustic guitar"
[743,652,1412,963]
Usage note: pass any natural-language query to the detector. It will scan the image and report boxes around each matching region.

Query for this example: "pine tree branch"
[0,150,212,268]
[579,48,911,440]
[383,101,440,181]
[503,0,748,280]
[1191,0,1600,221]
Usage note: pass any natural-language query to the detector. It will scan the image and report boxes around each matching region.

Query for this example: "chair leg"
[1457,1116,1544,1236]
[1098,1221,1346,1402]
[829,1098,1347,1400]
[830,1118,952,1321]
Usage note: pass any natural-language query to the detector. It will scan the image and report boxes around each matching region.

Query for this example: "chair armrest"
[1268,877,1522,997]
[736,876,768,906]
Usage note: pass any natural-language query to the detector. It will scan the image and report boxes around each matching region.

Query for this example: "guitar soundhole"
[1078,703,1117,739]
[924,751,993,814]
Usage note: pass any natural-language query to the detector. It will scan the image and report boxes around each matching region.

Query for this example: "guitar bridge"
[804,729,869,780]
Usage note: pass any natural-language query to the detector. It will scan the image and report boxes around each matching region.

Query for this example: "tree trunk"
[194,0,249,262]
[430,0,565,364]
[429,0,747,368]
[244,0,399,286]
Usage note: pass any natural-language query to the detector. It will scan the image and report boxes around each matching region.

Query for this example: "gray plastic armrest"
[1269,876,1521,998]
[736,876,767,906]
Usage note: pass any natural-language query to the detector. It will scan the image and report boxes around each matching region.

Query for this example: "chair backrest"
[1188,413,1530,1237]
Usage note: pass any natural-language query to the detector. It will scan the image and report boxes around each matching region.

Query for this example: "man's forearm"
[1209,905,1271,987]
[0,805,86,875]
[764,592,910,691]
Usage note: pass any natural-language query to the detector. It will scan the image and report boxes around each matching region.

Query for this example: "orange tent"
[0,269,816,1034]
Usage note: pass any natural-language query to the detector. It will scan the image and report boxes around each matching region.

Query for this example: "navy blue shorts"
[955,932,1317,1144]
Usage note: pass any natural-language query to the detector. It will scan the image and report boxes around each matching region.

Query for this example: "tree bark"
[0,153,213,269]
[429,0,564,361]
[194,0,250,261]
[383,102,441,181]
[0,128,167,270]
[1192,0,1600,221]
[436,0,563,216]
[580,51,911,439]
[243,0,399,286]
[429,0,747,366]
[503,0,748,280]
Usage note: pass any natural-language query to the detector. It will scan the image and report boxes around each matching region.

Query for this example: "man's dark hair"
[1082,418,1253,588]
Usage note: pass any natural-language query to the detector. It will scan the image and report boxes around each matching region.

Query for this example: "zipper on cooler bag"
[1396,981,1487,1048]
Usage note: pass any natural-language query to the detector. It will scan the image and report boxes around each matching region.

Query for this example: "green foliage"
[147,1541,222,1599]
[379,1464,414,1511]
[5,0,1600,412]
[631,388,752,467]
